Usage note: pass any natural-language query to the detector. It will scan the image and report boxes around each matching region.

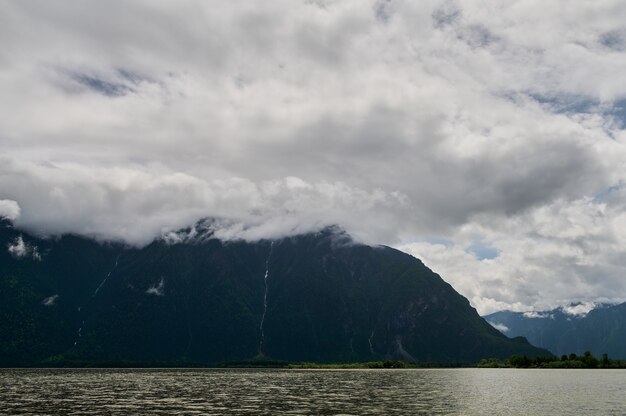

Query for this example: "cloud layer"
[1,0,626,313]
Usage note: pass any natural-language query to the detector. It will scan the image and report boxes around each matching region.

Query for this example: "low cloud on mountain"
[2,0,626,313]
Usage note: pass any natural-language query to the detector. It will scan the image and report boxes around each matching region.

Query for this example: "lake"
[0,368,624,415]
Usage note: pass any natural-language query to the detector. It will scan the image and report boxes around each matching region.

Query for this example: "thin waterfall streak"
[369,331,375,355]
[258,242,274,356]
[76,254,120,347]
[93,254,120,297]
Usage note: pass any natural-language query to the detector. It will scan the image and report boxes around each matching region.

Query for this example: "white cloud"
[7,235,41,261]
[7,236,27,258]
[561,302,596,317]
[0,200,20,220]
[1,1,626,313]
[146,278,165,296]
[488,322,509,333]
[399,196,626,314]
[522,311,553,319]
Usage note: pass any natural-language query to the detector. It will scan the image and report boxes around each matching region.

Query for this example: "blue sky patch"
[467,240,499,260]
[71,73,132,97]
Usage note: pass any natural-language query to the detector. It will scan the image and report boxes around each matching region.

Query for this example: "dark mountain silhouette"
[0,219,548,366]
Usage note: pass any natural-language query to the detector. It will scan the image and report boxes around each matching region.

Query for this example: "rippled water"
[1,368,624,415]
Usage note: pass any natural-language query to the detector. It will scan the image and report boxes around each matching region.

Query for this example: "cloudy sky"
[1,0,626,314]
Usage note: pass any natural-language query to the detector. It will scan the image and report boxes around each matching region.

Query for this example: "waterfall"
[93,255,120,297]
[75,254,120,347]
[257,242,274,357]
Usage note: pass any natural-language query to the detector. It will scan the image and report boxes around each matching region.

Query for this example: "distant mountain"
[485,303,626,359]
[0,218,548,366]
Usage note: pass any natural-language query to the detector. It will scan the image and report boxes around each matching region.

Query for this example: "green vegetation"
[478,351,626,369]
[287,360,471,369]
[25,354,626,369]
[20,358,471,369]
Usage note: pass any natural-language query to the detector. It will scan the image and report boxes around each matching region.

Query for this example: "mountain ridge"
[485,303,626,359]
[0,219,549,366]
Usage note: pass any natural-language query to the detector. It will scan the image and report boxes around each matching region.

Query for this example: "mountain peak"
[1,223,549,365]
[484,302,626,359]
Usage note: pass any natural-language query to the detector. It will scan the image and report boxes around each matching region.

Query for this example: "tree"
[602,353,609,367]
[509,355,532,368]
[582,351,599,368]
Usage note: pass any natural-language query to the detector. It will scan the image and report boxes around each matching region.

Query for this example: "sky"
[1,0,626,314]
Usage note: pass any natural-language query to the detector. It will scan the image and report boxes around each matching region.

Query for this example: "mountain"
[0,219,548,366]
[485,303,626,359]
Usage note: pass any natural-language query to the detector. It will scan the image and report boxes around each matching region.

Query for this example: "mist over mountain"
[2,1,626,316]
[485,303,626,359]
[0,219,548,366]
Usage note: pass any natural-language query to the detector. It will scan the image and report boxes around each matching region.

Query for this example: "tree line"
[479,351,626,368]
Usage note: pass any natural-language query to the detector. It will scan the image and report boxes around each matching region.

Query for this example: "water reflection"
[0,368,624,415]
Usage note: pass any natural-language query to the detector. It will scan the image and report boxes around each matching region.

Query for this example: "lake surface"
[0,368,624,415]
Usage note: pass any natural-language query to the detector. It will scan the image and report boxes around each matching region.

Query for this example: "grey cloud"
[600,30,626,51]
[2,0,626,313]
[373,0,393,23]
[1,158,406,245]
[458,24,498,48]
[432,2,461,28]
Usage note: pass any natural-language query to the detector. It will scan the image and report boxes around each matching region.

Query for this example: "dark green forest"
[1,219,548,366]
[479,351,626,368]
